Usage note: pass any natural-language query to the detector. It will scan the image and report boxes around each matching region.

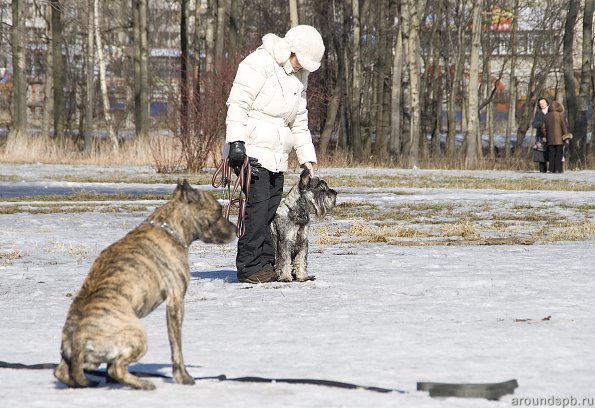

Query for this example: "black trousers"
[548,144,564,173]
[236,167,284,279]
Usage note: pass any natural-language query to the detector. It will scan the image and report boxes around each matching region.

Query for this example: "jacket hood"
[549,101,564,113]
[261,33,291,66]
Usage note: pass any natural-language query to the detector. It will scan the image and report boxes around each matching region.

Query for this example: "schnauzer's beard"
[306,189,337,218]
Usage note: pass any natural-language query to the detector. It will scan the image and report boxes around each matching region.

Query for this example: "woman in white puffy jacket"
[225,25,324,284]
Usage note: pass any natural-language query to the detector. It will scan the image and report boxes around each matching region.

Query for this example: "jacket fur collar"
[261,34,291,66]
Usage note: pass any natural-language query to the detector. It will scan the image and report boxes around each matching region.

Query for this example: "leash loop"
[212,157,251,238]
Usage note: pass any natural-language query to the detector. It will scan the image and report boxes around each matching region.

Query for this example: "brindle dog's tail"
[70,339,99,388]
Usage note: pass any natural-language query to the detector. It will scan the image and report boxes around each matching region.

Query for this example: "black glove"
[228,141,246,173]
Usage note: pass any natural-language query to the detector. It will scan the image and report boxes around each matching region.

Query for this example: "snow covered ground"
[0,164,594,407]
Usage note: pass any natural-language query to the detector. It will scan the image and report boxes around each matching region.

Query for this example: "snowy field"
[0,164,594,408]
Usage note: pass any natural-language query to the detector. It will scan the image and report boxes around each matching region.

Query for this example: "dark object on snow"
[0,360,407,394]
[417,379,518,400]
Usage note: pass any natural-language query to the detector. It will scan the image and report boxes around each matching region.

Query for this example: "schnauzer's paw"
[295,275,316,282]
[277,273,293,282]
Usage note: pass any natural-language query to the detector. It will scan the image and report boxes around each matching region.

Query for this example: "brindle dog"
[54,180,236,390]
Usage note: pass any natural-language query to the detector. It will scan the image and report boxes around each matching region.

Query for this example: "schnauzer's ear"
[299,169,311,190]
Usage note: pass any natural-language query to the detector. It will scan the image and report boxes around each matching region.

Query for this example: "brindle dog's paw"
[137,379,157,390]
[173,367,195,385]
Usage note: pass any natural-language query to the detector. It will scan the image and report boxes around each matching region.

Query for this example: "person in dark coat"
[531,97,549,173]
[542,101,569,174]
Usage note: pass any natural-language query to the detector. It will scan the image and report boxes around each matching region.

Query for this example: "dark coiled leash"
[0,360,519,399]
[212,157,251,239]
[0,360,405,394]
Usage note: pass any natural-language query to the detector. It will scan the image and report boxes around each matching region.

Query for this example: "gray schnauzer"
[271,169,337,282]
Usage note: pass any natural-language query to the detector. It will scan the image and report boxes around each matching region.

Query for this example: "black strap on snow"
[0,361,406,394]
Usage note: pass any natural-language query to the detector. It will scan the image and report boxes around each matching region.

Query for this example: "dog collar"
[144,220,187,249]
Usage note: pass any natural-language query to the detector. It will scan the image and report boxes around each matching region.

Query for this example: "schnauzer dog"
[271,169,337,282]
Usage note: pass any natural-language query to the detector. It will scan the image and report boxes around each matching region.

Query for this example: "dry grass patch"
[2,191,169,203]
[440,220,481,239]
[320,174,595,191]
[0,203,152,215]
[540,221,595,242]
[314,226,341,245]
[1,135,153,165]
[0,249,24,260]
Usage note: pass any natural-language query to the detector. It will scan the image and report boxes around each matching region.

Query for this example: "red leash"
[212,157,251,238]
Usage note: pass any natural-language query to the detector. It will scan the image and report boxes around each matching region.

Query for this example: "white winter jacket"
[224,34,317,173]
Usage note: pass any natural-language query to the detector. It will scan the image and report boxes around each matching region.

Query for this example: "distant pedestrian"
[531,97,549,173]
[542,101,570,174]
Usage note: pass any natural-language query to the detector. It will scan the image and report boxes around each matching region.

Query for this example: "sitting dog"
[271,169,337,282]
[54,180,236,390]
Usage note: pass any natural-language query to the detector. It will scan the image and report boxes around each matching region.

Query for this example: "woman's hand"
[302,162,315,178]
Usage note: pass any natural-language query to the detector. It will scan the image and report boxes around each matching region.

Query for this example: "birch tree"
[446,2,466,158]
[401,0,425,165]
[205,1,216,72]
[349,0,364,156]
[389,9,403,157]
[8,0,27,144]
[94,0,118,151]
[465,0,482,167]
[84,0,94,152]
[289,0,299,26]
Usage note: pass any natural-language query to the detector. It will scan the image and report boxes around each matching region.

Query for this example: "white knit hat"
[284,25,325,72]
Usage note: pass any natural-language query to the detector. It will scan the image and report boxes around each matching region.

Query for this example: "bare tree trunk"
[487,98,495,160]
[372,3,390,158]
[133,0,149,140]
[572,0,593,166]
[205,1,216,72]
[592,68,595,160]
[289,0,298,26]
[94,0,118,151]
[428,24,442,158]
[350,0,364,157]
[50,0,65,140]
[505,1,519,158]
[465,0,482,167]
[215,0,228,63]
[402,0,425,166]
[389,17,403,157]
[563,0,580,132]
[504,77,516,158]
[297,0,306,23]
[84,0,94,152]
[228,0,240,53]
[42,6,53,139]
[180,0,190,138]
[319,79,341,155]
[447,14,465,159]
[8,0,27,144]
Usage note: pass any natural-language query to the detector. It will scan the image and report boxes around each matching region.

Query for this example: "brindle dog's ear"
[173,179,184,199]
[179,179,203,203]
